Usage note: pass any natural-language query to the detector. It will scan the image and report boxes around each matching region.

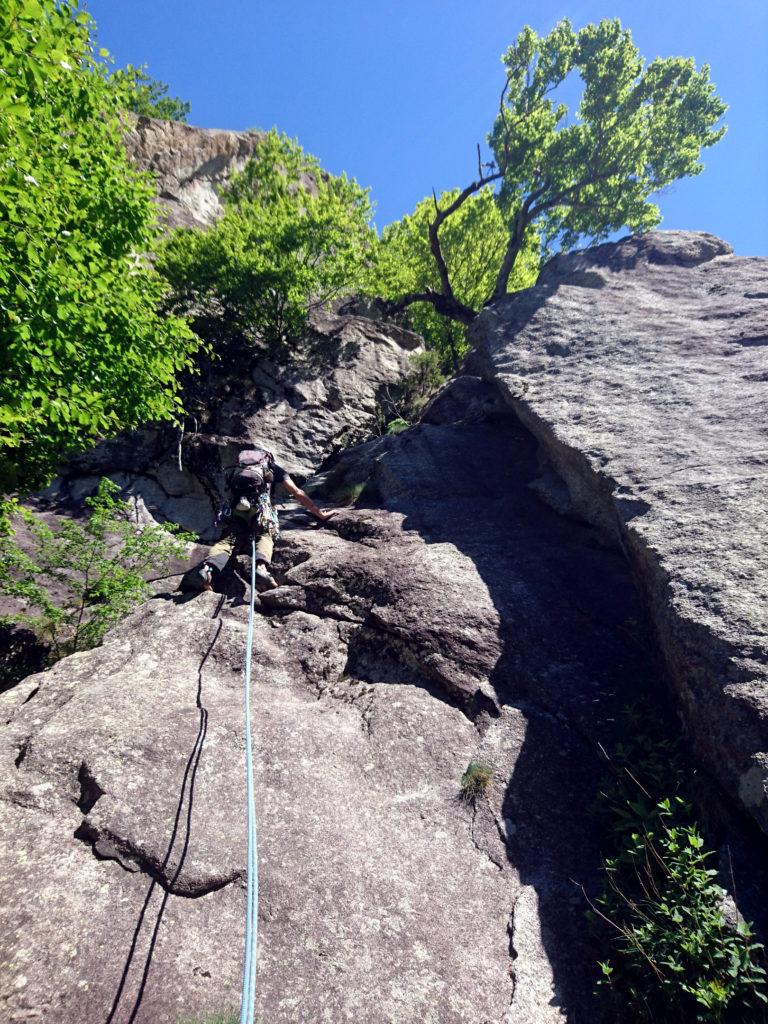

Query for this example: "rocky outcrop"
[0,390,667,1022]
[39,307,422,540]
[124,116,266,229]
[466,229,768,836]
[3,228,765,1022]
[124,116,322,231]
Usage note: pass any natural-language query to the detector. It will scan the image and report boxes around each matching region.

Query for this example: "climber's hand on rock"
[282,476,336,523]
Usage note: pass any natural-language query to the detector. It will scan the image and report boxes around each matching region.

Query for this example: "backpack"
[227,448,274,500]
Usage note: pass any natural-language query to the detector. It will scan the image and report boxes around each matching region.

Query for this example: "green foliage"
[593,710,767,1022]
[0,479,193,660]
[386,418,409,436]
[460,760,493,804]
[157,129,375,357]
[117,64,190,121]
[368,187,538,369]
[490,19,727,263]
[0,0,199,498]
[375,350,445,433]
[369,18,726,347]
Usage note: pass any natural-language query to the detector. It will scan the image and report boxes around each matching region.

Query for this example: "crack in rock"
[503,902,519,1022]
[468,802,505,871]
[73,819,242,898]
[14,739,29,769]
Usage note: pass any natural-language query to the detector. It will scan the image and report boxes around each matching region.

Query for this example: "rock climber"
[180,446,333,594]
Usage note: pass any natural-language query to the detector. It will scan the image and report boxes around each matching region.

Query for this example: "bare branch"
[381,289,477,326]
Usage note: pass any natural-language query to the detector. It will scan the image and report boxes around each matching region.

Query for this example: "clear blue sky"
[86,0,767,255]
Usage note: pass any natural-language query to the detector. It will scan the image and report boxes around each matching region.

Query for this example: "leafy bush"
[0,1,199,502]
[592,711,768,1022]
[157,129,375,358]
[460,761,493,804]
[0,479,193,661]
[386,419,409,436]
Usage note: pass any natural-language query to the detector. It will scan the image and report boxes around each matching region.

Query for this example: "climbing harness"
[239,536,259,1024]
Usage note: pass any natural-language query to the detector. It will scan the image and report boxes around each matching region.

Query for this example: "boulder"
[466,229,768,835]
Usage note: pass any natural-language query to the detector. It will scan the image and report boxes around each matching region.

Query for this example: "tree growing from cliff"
[369,186,539,370]
[157,129,375,356]
[380,19,727,328]
[0,0,199,516]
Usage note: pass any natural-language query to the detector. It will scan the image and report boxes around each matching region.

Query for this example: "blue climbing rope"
[240,536,259,1024]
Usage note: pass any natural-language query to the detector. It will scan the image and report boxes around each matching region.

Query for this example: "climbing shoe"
[254,562,278,592]
[180,562,215,594]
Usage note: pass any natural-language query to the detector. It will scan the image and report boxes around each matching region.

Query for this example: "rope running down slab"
[240,536,259,1024]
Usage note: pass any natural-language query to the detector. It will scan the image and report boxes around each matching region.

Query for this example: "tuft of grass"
[460,760,493,804]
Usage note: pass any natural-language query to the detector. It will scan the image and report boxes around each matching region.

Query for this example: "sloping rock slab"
[0,590,516,1024]
[466,229,768,834]
[1,424,661,1024]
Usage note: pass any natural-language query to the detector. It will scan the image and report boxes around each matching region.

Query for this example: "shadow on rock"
[368,414,662,1019]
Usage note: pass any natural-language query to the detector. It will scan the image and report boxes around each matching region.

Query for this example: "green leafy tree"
[0,479,194,660]
[370,186,538,370]
[384,18,726,326]
[0,0,199,508]
[157,129,375,357]
[116,63,191,122]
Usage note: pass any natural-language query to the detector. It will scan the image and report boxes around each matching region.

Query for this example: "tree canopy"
[0,0,198,506]
[157,129,375,356]
[382,18,726,327]
[369,186,539,369]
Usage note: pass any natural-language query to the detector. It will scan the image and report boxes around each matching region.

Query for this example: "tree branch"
[381,289,477,326]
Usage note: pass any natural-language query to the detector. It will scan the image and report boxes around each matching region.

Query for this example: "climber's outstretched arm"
[281,476,335,523]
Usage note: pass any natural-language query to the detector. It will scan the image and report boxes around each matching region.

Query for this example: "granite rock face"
[124,116,322,231]
[466,229,768,835]
[0,395,664,1023]
[2,227,765,1023]
[124,116,266,229]
[38,307,422,541]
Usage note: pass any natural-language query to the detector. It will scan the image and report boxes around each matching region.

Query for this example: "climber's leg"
[179,534,235,593]
[207,534,236,574]
[253,531,277,591]
[254,532,274,564]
